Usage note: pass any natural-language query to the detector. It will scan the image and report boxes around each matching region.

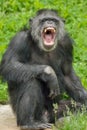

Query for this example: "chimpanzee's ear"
[61,18,65,23]
[29,18,33,25]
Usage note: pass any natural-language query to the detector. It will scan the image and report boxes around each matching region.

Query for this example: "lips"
[42,27,56,47]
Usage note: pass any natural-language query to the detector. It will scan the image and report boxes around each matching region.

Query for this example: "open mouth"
[42,27,56,47]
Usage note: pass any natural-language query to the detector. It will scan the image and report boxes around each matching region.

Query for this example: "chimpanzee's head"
[30,9,65,52]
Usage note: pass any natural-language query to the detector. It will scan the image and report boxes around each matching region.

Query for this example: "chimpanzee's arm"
[60,34,87,105]
[0,31,42,82]
[62,59,87,105]
[0,31,59,96]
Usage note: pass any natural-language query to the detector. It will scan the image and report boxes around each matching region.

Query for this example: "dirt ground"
[0,105,51,130]
[0,105,20,130]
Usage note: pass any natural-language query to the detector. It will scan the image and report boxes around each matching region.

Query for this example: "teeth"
[44,29,47,33]
[44,27,56,33]
[54,29,56,32]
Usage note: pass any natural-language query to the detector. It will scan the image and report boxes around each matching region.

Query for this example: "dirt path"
[0,105,51,130]
[0,105,19,130]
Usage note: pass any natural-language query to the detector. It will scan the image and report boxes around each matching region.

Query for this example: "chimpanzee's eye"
[40,18,59,24]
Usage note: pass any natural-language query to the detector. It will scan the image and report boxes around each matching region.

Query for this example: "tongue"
[45,35,52,43]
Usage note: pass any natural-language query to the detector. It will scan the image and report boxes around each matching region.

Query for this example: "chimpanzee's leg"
[14,79,52,129]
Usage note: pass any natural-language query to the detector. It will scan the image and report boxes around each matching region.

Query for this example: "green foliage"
[54,106,87,130]
[0,81,8,103]
[0,0,87,103]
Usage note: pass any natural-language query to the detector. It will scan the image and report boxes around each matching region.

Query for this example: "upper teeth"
[44,27,56,33]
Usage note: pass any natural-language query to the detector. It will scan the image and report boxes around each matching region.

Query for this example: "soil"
[0,104,51,130]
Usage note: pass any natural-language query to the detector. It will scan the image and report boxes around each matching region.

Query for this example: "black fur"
[0,9,87,129]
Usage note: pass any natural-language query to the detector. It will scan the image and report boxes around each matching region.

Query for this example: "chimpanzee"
[0,9,87,129]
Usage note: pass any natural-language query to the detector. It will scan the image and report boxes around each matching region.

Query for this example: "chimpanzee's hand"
[44,66,60,98]
[38,66,60,98]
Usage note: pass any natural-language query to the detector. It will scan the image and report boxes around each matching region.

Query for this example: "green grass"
[53,106,87,130]
[0,0,87,102]
[0,81,8,103]
[0,0,87,100]
[0,1,87,129]
[53,113,87,130]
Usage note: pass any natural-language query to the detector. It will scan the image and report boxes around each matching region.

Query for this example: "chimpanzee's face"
[30,10,65,52]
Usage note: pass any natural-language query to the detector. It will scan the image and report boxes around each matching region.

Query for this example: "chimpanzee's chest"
[29,50,62,71]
